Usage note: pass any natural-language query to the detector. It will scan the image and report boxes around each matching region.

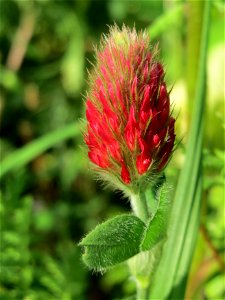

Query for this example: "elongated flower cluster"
[85,26,175,190]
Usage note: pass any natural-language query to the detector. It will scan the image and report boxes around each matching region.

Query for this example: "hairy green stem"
[128,242,164,300]
[129,191,149,299]
[137,283,148,300]
[129,191,154,300]
[130,191,149,222]
[128,251,152,300]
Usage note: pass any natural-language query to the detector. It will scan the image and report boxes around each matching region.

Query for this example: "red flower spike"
[136,137,152,175]
[121,163,131,184]
[84,25,175,188]
[109,139,122,163]
[124,105,138,151]
[153,134,160,146]
[141,85,151,112]
[136,153,152,175]
[143,62,149,82]
[131,76,138,101]
[88,150,110,169]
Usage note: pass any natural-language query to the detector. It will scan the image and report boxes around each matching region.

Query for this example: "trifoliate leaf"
[79,214,145,271]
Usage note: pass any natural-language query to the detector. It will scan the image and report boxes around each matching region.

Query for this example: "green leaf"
[0,123,80,178]
[79,214,145,271]
[141,185,170,251]
[150,1,211,299]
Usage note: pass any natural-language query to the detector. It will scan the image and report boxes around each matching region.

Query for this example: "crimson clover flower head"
[84,25,175,193]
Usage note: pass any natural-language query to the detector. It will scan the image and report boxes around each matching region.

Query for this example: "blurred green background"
[0,0,224,299]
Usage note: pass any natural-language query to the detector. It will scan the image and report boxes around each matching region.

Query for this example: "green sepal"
[79,214,145,271]
[141,185,171,251]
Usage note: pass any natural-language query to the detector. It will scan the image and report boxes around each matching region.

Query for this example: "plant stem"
[130,191,149,222]
[128,243,163,300]
[129,192,149,299]
[136,283,148,300]
[128,251,151,300]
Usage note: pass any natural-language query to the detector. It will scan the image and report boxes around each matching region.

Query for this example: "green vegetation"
[0,1,224,299]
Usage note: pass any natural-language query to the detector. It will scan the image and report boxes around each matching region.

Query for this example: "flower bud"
[84,25,175,192]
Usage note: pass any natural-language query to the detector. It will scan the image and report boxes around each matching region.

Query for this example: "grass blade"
[0,123,80,178]
[150,1,211,298]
